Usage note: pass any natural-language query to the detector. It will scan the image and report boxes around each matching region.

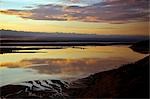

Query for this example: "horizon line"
[0,29,149,37]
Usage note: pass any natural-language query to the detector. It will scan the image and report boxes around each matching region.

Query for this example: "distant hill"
[1,56,149,98]
[0,30,148,42]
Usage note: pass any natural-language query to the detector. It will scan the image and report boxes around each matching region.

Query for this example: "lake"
[0,45,147,86]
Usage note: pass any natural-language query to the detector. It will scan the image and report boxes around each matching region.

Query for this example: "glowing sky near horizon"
[0,0,149,35]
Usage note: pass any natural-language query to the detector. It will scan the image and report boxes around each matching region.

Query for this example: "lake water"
[0,45,147,86]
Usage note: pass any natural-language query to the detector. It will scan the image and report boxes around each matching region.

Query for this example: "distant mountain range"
[0,30,148,42]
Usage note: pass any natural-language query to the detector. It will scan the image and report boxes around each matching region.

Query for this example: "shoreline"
[0,42,132,54]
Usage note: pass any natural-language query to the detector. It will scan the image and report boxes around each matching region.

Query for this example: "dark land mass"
[130,40,149,54]
[1,30,148,54]
[0,55,149,98]
[1,30,147,42]
[0,47,66,54]
[66,55,149,98]
[0,40,148,54]
[0,42,132,46]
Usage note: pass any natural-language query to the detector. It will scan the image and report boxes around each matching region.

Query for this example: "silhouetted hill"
[130,40,149,54]
[0,56,149,98]
[67,56,149,98]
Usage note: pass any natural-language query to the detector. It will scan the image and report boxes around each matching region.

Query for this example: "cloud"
[0,10,32,18]
[0,0,149,23]
[64,0,102,5]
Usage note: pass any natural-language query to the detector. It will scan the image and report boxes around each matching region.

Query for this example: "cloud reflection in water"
[1,58,132,78]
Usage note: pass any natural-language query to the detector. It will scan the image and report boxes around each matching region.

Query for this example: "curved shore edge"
[0,55,149,98]
[130,40,149,54]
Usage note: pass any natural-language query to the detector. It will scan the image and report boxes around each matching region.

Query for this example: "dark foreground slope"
[0,56,149,98]
[67,56,149,98]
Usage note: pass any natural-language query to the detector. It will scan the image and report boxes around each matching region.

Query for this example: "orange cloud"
[0,10,32,18]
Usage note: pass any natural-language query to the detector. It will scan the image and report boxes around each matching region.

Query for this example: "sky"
[0,0,149,36]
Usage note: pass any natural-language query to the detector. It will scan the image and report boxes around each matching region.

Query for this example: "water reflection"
[0,67,63,86]
[0,46,145,62]
[0,46,147,86]
[0,58,133,74]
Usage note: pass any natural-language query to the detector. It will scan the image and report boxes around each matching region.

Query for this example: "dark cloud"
[0,0,149,23]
